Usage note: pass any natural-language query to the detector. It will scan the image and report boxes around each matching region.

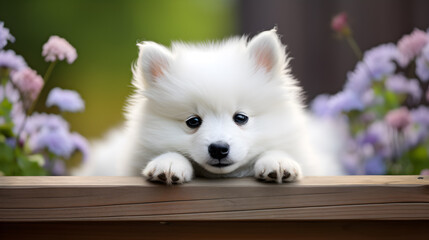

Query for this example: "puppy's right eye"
[186,116,202,128]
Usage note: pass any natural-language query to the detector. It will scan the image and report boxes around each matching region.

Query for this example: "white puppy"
[77,29,344,183]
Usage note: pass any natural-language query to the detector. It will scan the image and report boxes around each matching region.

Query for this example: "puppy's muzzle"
[208,141,232,167]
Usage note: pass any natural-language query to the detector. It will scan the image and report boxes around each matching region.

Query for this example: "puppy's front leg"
[141,152,194,184]
[254,150,303,183]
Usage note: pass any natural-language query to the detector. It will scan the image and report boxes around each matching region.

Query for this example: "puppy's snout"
[208,141,230,160]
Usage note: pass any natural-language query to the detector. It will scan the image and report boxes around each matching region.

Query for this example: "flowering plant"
[0,22,89,176]
[312,13,429,175]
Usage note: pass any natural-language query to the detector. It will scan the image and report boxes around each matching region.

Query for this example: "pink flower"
[42,36,77,64]
[331,12,349,33]
[385,107,411,130]
[11,68,44,108]
[421,169,429,175]
[397,29,429,62]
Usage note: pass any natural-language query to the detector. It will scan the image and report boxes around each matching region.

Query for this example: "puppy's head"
[133,29,299,175]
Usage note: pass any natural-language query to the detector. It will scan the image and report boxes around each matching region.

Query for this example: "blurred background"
[1,0,429,141]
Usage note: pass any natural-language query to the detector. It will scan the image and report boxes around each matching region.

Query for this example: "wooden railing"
[0,176,428,239]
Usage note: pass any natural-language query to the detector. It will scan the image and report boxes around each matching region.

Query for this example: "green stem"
[43,61,57,82]
[346,35,363,61]
[0,67,10,84]
[27,61,57,115]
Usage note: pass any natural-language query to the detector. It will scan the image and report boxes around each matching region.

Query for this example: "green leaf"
[0,99,16,137]
[0,142,18,175]
[0,98,13,117]
[16,155,47,176]
[0,123,14,137]
[384,90,400,109]
[372,83,384,97]
[408,146,429,174]
[28,154,45,167]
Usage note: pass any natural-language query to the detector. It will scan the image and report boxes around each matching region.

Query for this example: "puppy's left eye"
[233,113,248,125]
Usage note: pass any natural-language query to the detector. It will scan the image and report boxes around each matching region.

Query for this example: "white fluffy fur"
[75,29,344,182]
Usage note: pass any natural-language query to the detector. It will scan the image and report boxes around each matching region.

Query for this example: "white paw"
[254,151,302,183]
[141,152,193,185]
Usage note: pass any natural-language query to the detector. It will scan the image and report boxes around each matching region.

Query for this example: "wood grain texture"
[0,176,428,221]
[1,221,428,240]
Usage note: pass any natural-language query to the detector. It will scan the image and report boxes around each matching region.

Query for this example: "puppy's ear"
[247,28,285,74]
[136,41,173,86]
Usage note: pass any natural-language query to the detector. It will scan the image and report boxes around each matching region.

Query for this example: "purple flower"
[26,114,74,158]
[11,68,44,108]
[22,113,69,141]
[24,113,69,135]
[24,113,89,162]
[311,94,331,116]
[410,106,429,126]
[343,152,363,175]
[0,50,27,71]
[415,43,429,82]
[403,124,427,147]
[341,139,366,175]
[52,160,66,176]
[364,155,386,175]
[421,169,429,175]
[385,74,409,93]
[42,36,77,64]
[363,43,400,80]
[46,88,85,112]
[11,101,25,134]
[357,130,379,146]
[5,137,16,148]
[4,82,19,103]
[364,121,394,158]
[70,132,90,161]
[345,62,372,95]
[407,79,422,101]
[311,90,364,117]
[385,107,411,130]
[361,89,383,107]
[328,90,364,114]
[0,22,15,49]
[30,125,75,158]
[385,75,422,101]
[397,29,429,64]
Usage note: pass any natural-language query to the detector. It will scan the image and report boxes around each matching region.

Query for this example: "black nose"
[208,142,230,160]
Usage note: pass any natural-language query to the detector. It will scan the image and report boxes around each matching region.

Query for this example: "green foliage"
[409,144,429,174]
[0,99,14,137]
[16,153,47,176]
[0,71,47,176]
[0,138,47,176]
[0,141,15,175]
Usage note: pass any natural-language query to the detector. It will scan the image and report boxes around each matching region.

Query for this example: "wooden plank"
[1,221,428,240]
[0,176,428,221]
[1,175,427,186]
